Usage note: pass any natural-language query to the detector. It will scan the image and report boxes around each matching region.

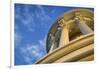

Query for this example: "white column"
[77,20,93,35]
[49,43,55,53]
[59,19,69,47]
[49,34,55,53]
[75,12,93,35]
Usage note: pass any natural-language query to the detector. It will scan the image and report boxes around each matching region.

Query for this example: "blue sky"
[14,3,93,65]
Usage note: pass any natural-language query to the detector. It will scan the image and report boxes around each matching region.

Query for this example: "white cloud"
[38,36,47,49]
[23,57,32,64]
[15,6,35,32]
[15,5,50,64]
[19,38,47,63]
[35,5,52,27]
[14,23,23,48]
[15,5,53,33]
[15,32,22,48]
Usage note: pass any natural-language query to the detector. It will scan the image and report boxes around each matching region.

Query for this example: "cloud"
[38,36,47,49]
[21,13,35,32]
[15,32,21,44]
[15,5,53,33]
[36,5,51,20]
[14,23,23,48]
[15,5,35,32]
[19,36,47,64]
[35,5,52,28]
[15,4,51,65]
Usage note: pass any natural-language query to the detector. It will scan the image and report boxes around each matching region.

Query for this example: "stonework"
[36,9,94,64]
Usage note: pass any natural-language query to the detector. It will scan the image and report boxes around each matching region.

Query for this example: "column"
[49,34,55,53]
[75,12,93,35]
[59,19,69,47]
[49,43,55,53]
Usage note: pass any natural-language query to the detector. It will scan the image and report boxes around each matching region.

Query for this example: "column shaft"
[59,26,69,47]
[78,21,93,35]
[49,43,55,53]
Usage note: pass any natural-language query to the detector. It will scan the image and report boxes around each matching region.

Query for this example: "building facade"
[36,9,94,64]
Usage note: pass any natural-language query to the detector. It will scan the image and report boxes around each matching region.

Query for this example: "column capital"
[74,12,86,23]
[58,19,69,29]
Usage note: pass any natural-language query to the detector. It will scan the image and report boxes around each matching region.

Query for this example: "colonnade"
[49,11,93,53]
